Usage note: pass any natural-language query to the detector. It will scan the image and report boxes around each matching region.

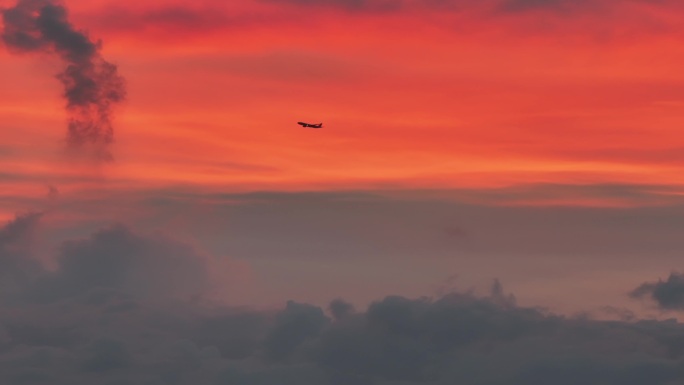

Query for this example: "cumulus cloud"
[631,272,684,311]
[0,292,682,383]
[3,215,684,383]
[0,212,44,298]
[25,224,211,304]
[264,301,330,361]
[0,212,243,307]
[329,298,355,320]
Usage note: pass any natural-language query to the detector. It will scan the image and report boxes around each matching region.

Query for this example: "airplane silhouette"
[297,122,323,128]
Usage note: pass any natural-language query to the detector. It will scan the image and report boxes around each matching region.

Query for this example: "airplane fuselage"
[298,122,322,128]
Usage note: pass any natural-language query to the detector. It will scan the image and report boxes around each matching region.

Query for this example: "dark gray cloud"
[329,298,355,320]
[631,273,684,311]
[1,0,126,161]
[26,223,211,304]
[1,228,684,385]
[4,205,684,383]
[0,211,43,250]
[81,338,132,372]
[264,301,330,361]
[0,212,44,298]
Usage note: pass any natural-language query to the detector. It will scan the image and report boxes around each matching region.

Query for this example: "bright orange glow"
[2,0,684,208]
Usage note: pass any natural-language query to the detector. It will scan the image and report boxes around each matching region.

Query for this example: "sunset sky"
[2,1,684,383]
[2,0,684,306]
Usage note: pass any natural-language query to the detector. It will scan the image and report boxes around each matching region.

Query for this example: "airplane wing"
[297,121,323,128]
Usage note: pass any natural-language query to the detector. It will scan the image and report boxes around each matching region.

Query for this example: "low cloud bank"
[2,214,684,384]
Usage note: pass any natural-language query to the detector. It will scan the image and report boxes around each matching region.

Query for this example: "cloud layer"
[2,213,684,384]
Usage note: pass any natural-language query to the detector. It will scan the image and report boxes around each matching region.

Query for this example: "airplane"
[297,122,323,129]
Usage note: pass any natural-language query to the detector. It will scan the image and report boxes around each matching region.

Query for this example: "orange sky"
[2,0,684,210]
[2,0,684,315]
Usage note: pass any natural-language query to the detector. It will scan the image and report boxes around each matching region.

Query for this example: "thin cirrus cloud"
[259,0,406,13]
[84,5,256,35]
[257,0,684,22]
[67,0,684,39]
[498,0,600,12]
